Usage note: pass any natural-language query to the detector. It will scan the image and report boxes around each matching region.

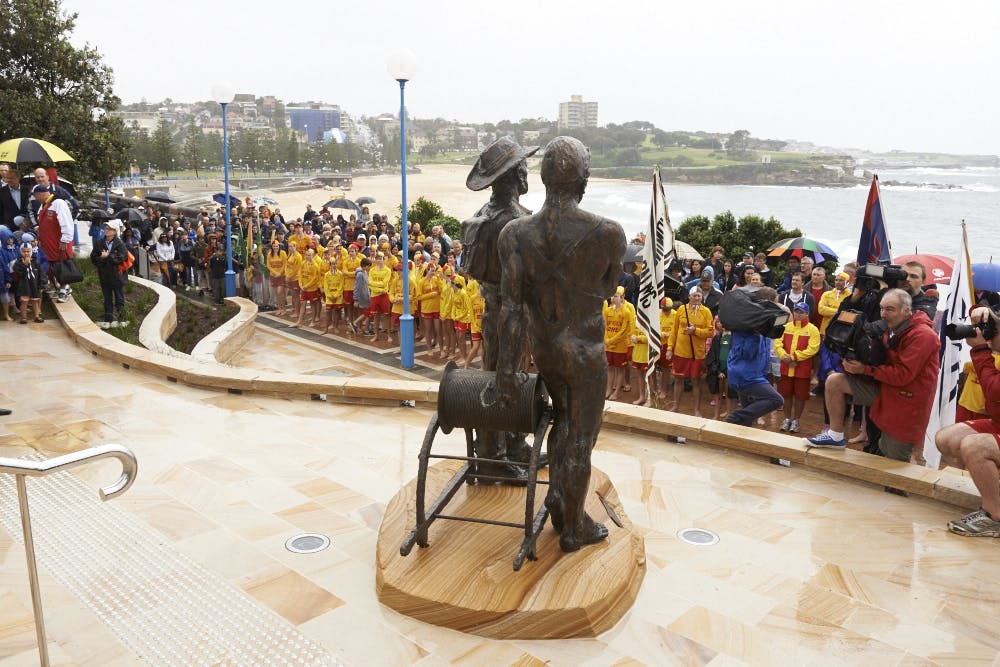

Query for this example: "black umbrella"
[356,196,376,205]
[115,208,147,223]
[623,244,644,263]
[85,198,106,209]
[323,197,360,212]
[145,190,176,203]
[90,208,112,221]
[213,193,240,208]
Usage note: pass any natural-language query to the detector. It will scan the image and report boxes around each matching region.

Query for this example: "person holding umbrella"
[90,219,128,328]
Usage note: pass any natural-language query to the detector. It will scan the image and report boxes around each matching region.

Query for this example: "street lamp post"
[388,49,418,368]
[212,82,237,298]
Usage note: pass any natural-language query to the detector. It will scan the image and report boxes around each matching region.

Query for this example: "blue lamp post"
[388,50,418,368]
[212,82,236,297]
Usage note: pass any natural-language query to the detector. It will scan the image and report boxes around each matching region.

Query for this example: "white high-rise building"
[558,95,598,129]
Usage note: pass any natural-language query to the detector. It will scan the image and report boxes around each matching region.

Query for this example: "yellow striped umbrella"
[0,137,74,163]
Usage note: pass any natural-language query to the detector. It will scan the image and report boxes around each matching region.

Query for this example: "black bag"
[52,258,84,284]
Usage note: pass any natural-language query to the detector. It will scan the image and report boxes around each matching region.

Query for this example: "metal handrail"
[0,444,138,667]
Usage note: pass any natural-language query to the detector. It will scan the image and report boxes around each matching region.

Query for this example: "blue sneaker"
[806,432,845,448]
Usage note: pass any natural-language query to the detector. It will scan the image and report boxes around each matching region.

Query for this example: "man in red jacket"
[807,288,940,462]
[935,306,1000,537]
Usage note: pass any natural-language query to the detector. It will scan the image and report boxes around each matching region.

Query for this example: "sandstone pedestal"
[376,460,645,639]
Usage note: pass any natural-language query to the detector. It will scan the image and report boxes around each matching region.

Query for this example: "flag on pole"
[857,175,892,265]
[637,166,675,381]
[923,222,975,468]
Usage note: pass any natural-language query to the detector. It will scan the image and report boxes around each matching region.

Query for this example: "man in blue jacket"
[724,287,785,426]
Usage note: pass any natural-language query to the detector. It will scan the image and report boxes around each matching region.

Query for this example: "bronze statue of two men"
[461,136,626,553]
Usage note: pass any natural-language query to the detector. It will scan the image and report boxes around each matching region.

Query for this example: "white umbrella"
[673,240,703,261]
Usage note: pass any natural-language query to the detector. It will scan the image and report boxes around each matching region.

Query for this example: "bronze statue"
[462,138,539,475]
[495,136,626,552]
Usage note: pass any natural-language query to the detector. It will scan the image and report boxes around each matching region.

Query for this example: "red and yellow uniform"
[266,249,287,287]
[368,263,392,314]
[419,273,442,318]
[668,302,713,377]
[323,268,344,309]
[341,253,362,305]
[774,318,821,401]
[630,322,649,370]
[285,250,304,288]
[451,276,471,331]
[658,301,675,369]
[440,275,454,321]
[469,279,485,341]
[298,255,324,301]
[603,300,634,367]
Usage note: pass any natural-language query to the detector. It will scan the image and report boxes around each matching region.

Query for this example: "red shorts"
[605,351,628,367]
[965,419,1000,446]
[657,354,672,369]
[370,292,390,314]
[421,311,439,320]
[956,405,986,423]
[454,321,470,333]
[631,361,648,372]
[778,375,811,401]
[325,303,343,311]
[471,332,482,341]
[301,289,319,302]
[392,312,401,326]
[342,291,354,305]
[671,356,706,378]
[286,279,299,292]
[269,275,285,287]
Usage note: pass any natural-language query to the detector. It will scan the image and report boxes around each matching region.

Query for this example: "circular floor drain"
[676,528,720,546]
[285,533,331,554]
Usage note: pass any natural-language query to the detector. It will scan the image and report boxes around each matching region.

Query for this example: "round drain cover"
[677,528,719,546]
[285,533,331,554]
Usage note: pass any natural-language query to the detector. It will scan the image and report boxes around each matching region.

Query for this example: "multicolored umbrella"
[0,137,74,163]
[893,253,953,285]
[767,236,838,263]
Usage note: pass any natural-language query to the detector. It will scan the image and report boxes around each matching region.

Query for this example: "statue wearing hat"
[461,138,538,476]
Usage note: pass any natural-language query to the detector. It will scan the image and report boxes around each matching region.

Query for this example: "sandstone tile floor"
[0,321,998,665]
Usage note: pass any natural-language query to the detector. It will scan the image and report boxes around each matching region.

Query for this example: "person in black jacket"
[90,219,129,328]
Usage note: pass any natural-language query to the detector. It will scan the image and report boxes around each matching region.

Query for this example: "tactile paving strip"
[0,456,338,666]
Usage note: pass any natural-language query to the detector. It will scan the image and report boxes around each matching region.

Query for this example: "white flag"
[636,167,675,381]
[923,223,974,468]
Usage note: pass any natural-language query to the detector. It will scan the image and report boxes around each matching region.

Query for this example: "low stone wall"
[132,276,186,359]
[191,297,257,364]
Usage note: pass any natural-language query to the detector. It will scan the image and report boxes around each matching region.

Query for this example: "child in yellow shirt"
[322,263,344,334]
[465,278,485,369]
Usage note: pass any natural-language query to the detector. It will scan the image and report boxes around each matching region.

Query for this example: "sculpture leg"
[545,377,608,552]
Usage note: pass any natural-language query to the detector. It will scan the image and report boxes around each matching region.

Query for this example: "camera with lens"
[945,313,998,341]
[718,287,790,339]
[854,263,908,292]
[824,308,889,366]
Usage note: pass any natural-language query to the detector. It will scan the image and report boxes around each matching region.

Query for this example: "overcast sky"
[63,0,999,155]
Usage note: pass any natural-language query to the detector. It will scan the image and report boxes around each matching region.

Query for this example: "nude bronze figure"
[495,136,626,552]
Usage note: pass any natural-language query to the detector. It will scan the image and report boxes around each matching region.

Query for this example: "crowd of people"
[607,243,1000,537]
[3,158,999,539]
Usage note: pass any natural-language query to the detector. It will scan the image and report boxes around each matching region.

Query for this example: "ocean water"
[522,167,1000,265]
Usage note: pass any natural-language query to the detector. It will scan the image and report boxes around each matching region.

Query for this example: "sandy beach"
[263,164,545,224]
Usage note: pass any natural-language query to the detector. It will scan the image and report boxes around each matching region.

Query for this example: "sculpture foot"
[472,461,527,486]
[559,514,609,553]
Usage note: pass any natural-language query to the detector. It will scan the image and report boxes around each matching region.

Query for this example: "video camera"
[824,308,888,366]
[854,263,908,293]
[718,287,790,339]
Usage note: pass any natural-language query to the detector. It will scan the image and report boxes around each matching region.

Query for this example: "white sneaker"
[789,419,801,433]
[97,321,110,330]
[780,418,792,432]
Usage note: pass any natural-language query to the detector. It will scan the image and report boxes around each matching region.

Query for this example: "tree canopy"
[0,0,128,186]
[675,210,802,261]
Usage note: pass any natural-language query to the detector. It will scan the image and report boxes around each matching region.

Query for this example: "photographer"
[721,286,786,427]
[935,307,1000,537]
[806,289,940,461]
[901,261,939,321]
